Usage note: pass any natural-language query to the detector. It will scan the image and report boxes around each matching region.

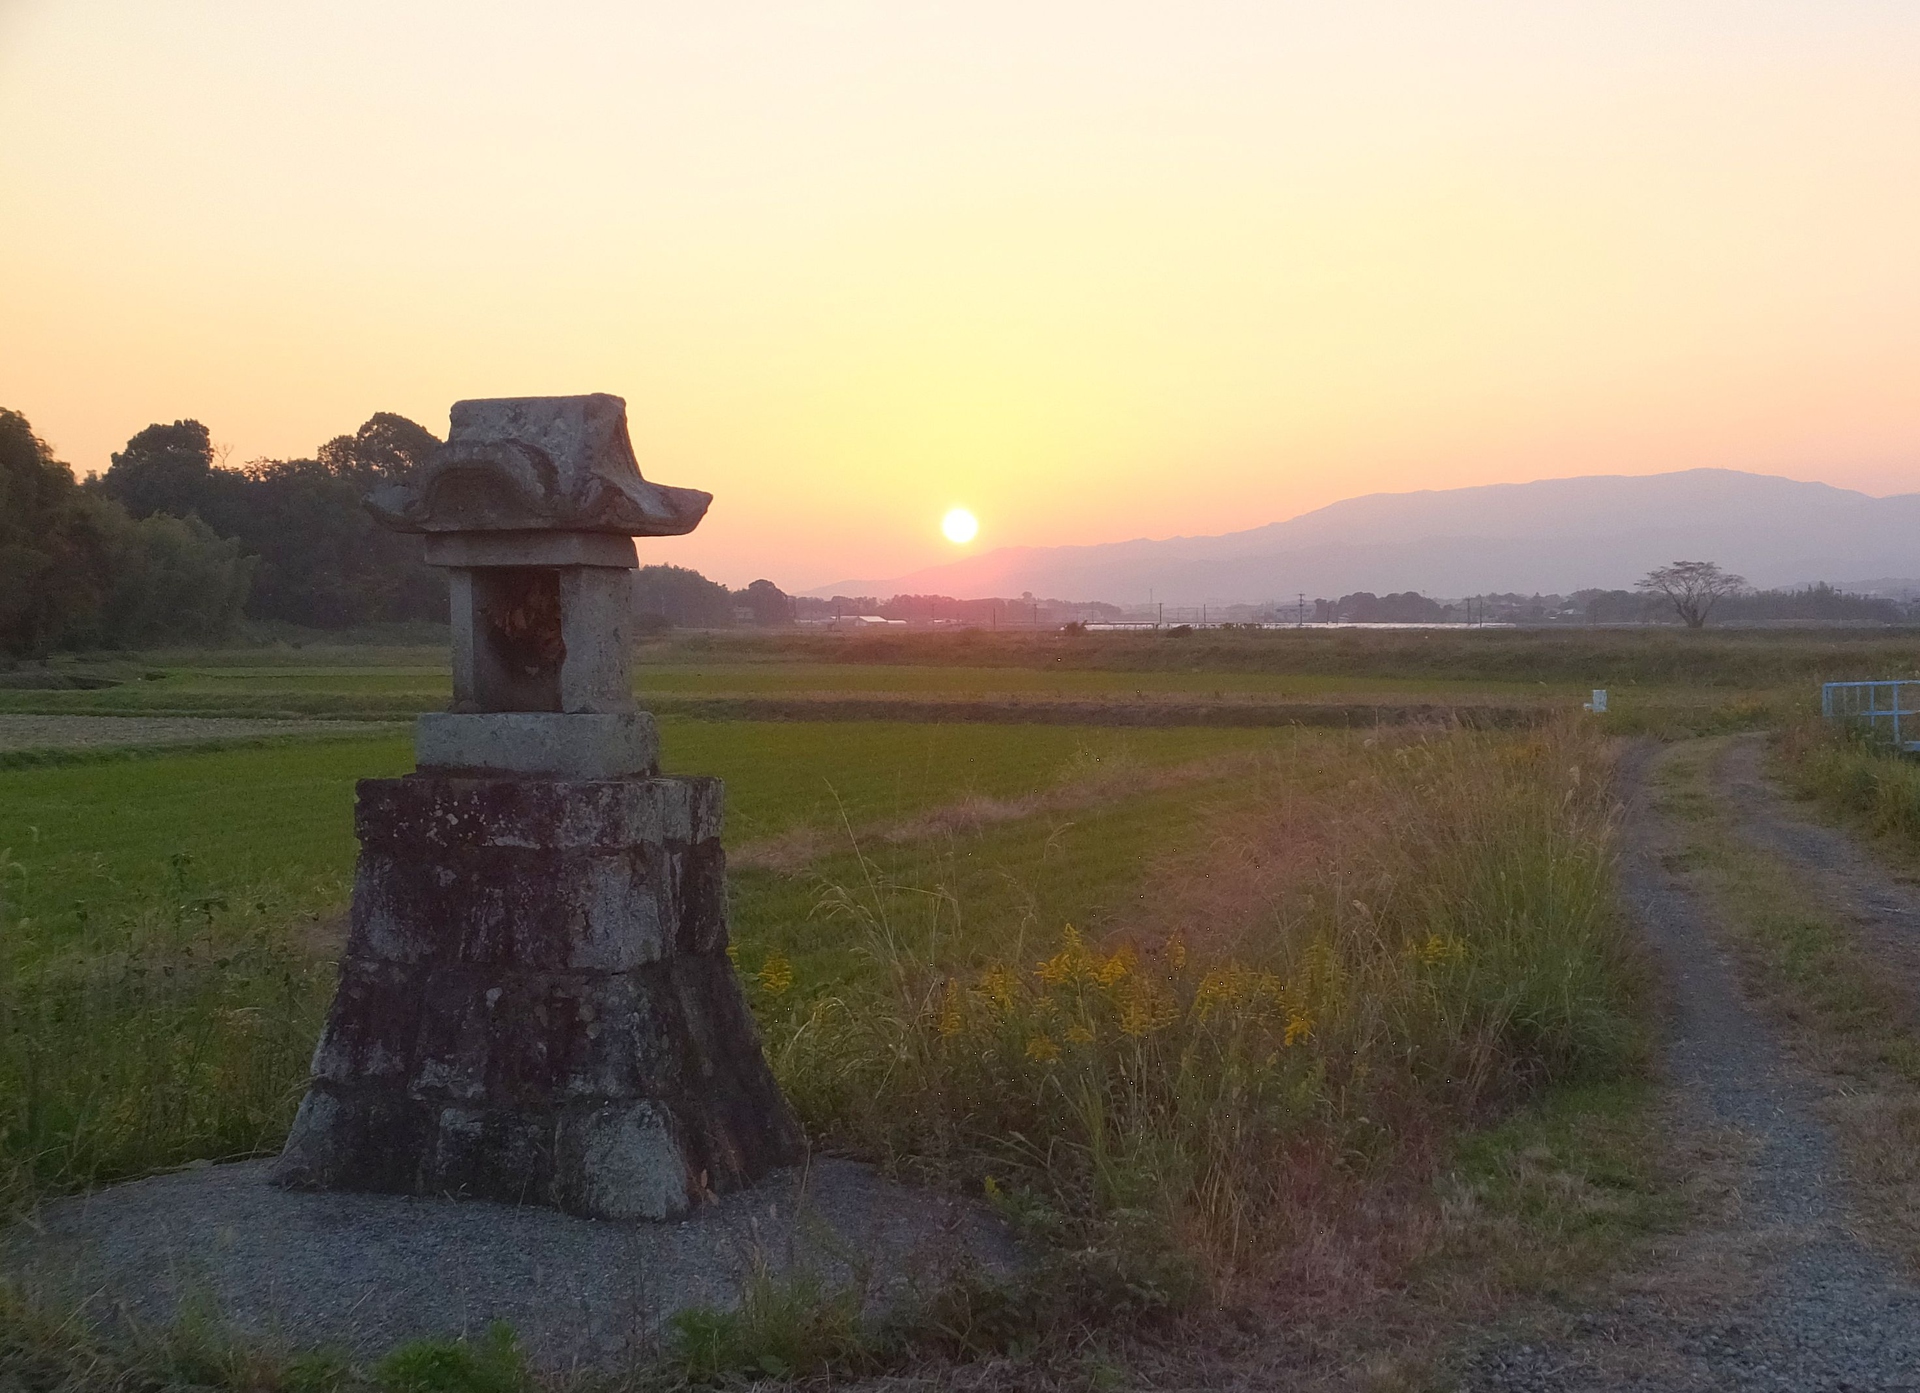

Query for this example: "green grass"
[0,632,1683,1379]
[0,718,1276,1215]
[17,622,1907,724]
[1777,717,1920,860]
[635,625,1920,688]
[733,768,1255,997]
[0,722,1278,951]
[0,657,1559,722]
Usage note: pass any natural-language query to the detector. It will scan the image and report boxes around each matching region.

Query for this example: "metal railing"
[1822,680,1920,751]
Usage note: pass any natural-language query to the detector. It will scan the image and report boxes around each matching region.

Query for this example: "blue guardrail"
[1823,680,1920,752]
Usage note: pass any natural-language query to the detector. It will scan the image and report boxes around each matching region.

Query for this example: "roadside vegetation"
[766,720,1640,1314]
[1777,717,1920,862]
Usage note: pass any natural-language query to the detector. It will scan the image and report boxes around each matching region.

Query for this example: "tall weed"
[1779,716,1920,852]
[767,720,1641,1299]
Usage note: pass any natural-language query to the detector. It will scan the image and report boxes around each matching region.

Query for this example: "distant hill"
[809,469,1920,604]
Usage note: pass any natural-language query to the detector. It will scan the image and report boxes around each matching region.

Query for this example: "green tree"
[97,419,237,525]
[0,410,250,654]
[734,578,792,626]
[238,455,443,627]
[634,564,735,627]
[97,412,447,629]
[317,412,442,482]
[92,511,253,647]
[0,410,109,654]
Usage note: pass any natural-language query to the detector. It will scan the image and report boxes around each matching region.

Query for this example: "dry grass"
[768,718,1648,1325]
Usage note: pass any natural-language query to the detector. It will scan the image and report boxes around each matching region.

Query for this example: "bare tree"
[1635,560,1746,628]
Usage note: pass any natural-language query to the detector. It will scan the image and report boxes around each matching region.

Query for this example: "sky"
[3,1,1919,590]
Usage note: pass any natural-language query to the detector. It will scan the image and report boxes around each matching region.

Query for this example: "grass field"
[0,721,1276,948]
[0,656,1563,721]
[0,623,1875,1383]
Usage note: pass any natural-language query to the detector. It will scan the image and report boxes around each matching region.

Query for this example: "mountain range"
[808,469,1920,605]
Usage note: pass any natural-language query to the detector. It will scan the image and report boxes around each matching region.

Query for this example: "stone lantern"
[272,395,802,1219]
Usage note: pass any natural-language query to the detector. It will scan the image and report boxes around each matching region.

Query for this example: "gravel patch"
[1465,741,1920,1391]
[1,1157,1017,1370]
[0,715,394,753]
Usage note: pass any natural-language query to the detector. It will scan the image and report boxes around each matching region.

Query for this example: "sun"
[941,507,979,544]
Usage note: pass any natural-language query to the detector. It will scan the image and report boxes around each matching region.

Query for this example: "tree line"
[1,406,803,658]
[2,410,252,654]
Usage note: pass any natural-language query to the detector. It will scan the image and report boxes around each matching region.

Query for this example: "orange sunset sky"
[3,1,1918,589]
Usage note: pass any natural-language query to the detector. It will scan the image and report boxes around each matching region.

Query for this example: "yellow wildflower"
[757,952,794,995]
[978,964,1020,1012]
[1164,934,1188,971]
[1284,1009,1313,1046]
[1117,983,1176,1037]
[1194,963,1256,1018]
[1024,1034,1061,1063]
[1065,1023,1095,1045]
[1093,944,1134,988]
[1035,924,1093,987]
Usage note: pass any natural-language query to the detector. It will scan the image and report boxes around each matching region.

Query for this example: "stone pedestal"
[276,392,797,1220]
[272,775,803,1220]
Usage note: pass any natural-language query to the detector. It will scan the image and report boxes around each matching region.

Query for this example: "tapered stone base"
[272,774,803,1219]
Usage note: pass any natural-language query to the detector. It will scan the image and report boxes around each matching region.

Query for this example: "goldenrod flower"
[1284,1009,1313,1046]
[978,964,1020,1012]
[1117,991,1158,1038]
[1093,944,1134,987]
[1024,1034,1060,1063]
[1065,1023,1095,1045]
[1036,924,1093,987]
[1194,963,1255,1018]
[1164,934,1188,971]
[757,952,794,995]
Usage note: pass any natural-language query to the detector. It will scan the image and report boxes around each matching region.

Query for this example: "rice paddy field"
[0,624,1908,1385]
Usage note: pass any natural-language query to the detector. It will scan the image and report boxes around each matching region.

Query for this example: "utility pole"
[1298,592,1306,628]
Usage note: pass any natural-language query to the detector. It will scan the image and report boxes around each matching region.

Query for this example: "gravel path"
[1468,739,1920,1391]
[0,715,394,753]
[2,1158,1016,1370]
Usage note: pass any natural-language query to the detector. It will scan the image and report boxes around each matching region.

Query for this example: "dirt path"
[1468,738,1920,1391]
[1716,735,1920,1028]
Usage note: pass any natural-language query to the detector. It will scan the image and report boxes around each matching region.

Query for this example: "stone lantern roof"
[368,394,707,780]
[365,394,709,539]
